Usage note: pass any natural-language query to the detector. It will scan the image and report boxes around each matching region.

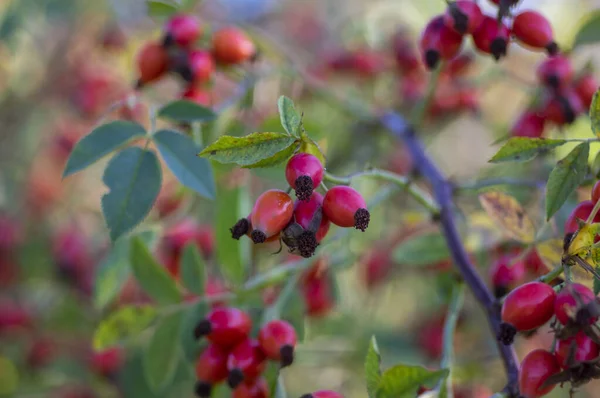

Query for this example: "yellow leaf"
[566,223,600,258]
[464,211,505,252]
[590,88,600,138]
[535,239,563,271]
[478,191,536,243]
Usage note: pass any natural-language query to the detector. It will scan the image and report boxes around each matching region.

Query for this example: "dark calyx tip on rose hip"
[134,78,144,90]
[449,5,468,35]
[195,381,212,398]
[354,208,370,232]
[300,395,314,398]
[193,320,211,339]
[297,230,318,258]
[558,96,576,124]
[546,42,559,56]
[280,344,295,367]
[294,175,314,202]
[227,368,245,388]
[230,218,250,240]
[162,33,174,48]
[251,230,267,244]
[497,322,517,345]
[424,50,440,70]
[494,285,508,299]
[490,38,508,61]
[546,74,560,89]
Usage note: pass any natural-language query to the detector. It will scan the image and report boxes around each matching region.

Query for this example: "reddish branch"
[380,112,520,397]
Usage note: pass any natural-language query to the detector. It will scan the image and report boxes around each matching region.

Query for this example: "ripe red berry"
[136,42,168,87]
[419,15,464,70]
[164,14,201,48]
[285,153,324,201]
[182,86,212,107]
[555,331,600,369]
[472,15,510,60]
[233,378,269,398]
[250,190,294,243]
[519,349,560,398]
[564,200,600,234]
[301,259,335,318]
[489,254,526,297]
[294,192,331,243]
[195,343,229,398]
[194,307,252,349]
[499,282,555,344]
[555,283,597,325]
[258,320,297,367]
[510,110,546,138]
[323,186,370,231]
[91,347,123,379]
[27,338,55,368]
[443,1,483,34]
[392,30,421,75]
[212,27,256,65]
[512,10,557,54]
[301,391,345,398]
[226,339,266,388]
[537,56,574,89]
[541,89,583,126]
[188,50,215,84]
[360,249,393,289]
[524,248,547,276]
[574,74,598,109]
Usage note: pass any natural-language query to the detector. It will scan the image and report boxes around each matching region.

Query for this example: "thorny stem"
[435,282,465,398]
[380,112,520,396]
[323,170,439,214]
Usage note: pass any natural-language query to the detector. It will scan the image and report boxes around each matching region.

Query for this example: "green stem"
[435,282,465,398]
[323,170,439,214]
[411,63,443,129]
[537,266,564,284]
[587,197,600,223]
[455,178,544,192]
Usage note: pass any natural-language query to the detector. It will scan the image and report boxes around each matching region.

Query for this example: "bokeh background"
[2,0,600,397]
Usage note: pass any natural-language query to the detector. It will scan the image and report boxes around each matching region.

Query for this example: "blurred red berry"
[510,111,546,138]
[258,320,296,367]
[136,41,168,86]
[91,347,123,379]
[555,331,600,369]
[541,89,583,126]
[537,56,574,89]
[564,200,600,234]
[443,1,483,34]
[574,74,598,109]
[165,14,201,48]
[233,378,269,398]
[226,339,267,388]
[182,86,212,107]
[195,343,229,398]
[194,307,252,349]
[212,27,256,65]
[524,248,547,276]
[489,254,526,297]
[519,349,560,398]
[472,15,510,60]
[419,15,464,69]
[27,338,56,368]
[512,10,557,54]
[188,50,215,84]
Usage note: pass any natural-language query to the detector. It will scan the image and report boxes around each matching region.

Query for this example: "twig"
[380,111,520,396]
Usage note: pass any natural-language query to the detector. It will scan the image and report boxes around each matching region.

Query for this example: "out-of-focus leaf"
[143,311,183,393]
[278,96,302,137]
[93,305,157,351]
[153,129,215,199]
[158,100,217,123]
[63,121,146,178]
[535,239,563,272]
[147,1,178,18]
[573,12,600,48]
[393,233,450,266]
[376,365,448,398]
[180,243,205,295]
[101,147,162,241]
[479,191,536,243]
[489,137,566,163]
[130,237,182,305]
[546,143,590,220]
[365,336,382,398]
[590,89,600,137]
[0,357,18,396]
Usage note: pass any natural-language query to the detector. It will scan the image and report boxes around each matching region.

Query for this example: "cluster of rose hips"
[192,306,297,398]
[229,153,369,258]
[511,56,598,137]
[500,281,600,397]
[136,13,256,106]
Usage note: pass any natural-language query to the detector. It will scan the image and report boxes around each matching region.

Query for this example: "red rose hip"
[212,27,256,65]
[188,50,215,84]
[472,15,510,60]
[564,200,600,234]
[182,87,211,107]
[293,192,331,248]
[195,343,229,398]
[512,10,557,54]
[285,153,324,201]
[519,349,560,398]
[510,111,546,138]
[226,339,267,388]
[443,1,483,34]
[233,378,269,398]
[258,320,297,367]
[489,254,526,297]
[164,14,201,48]
[555,331,600,369]
[136,41,168,86]
[574,74,599,109]
[250,190,294,243]
[194,307,252,349]
[323,186,370,231]
[537,56,574,89]
[555,283,597,325]
[419,15,464,70]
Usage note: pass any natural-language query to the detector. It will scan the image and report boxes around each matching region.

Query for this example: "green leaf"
[94,229,159,310]
[158,100,217,123]
[147,1,178,18]
[590,89,600,137]
[180,243,205,295]
[365,336,382,398]
[489,137,567,163]
[278,96,302,137]
[143,312,183,393]
[130,237,182,305]
[545,142,590,220]
[245,141,300,168]
[393,233,450,266]
[101,147,162,242]
[573,12,600,48]
[376,365,448,398]
[214,169,251,285]
[299,132,326,166]
[595,265,600,295]
[63,121,146,178]
[199,132,297,167]
[180,300,208,363]
[93,305,157,351]
[153,129,215,199]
